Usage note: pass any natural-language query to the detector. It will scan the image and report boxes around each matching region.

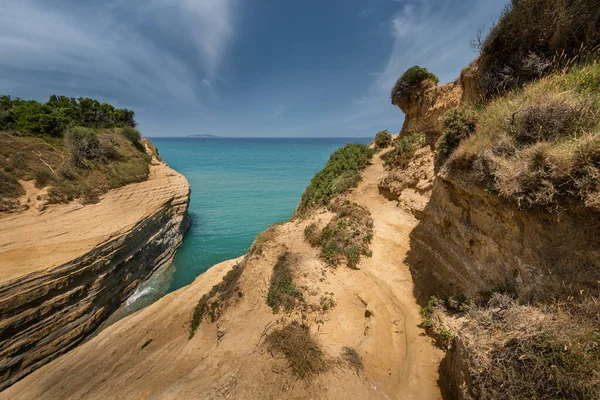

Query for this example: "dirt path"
[1,151,443,399]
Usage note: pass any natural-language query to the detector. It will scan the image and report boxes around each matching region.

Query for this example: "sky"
[0,0,507,138]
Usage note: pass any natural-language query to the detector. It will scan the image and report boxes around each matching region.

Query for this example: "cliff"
[384,64,600,301]
[0,153,444,400]
[0,146,190,390]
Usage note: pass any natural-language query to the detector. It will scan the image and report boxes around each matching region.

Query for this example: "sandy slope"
[0,162,189,283]
[2,151,442,399]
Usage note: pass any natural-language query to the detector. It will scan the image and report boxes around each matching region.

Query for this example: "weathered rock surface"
[0,155,190,390]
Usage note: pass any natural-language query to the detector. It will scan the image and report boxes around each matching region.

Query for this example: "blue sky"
[0,0,507,137]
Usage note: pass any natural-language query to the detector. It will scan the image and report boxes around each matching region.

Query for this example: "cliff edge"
[0,140,191,390]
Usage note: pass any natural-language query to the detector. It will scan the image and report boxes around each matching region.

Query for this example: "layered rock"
[386,61,600,300]
[0,156,190,390]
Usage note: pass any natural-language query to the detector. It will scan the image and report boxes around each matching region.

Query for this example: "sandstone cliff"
[1,153,444,400]
[384,65,600,301]
[0,145,190,390]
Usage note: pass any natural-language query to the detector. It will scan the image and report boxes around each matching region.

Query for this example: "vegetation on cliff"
[374,130,392,149]
[426,293,600,399]
[390,66,439,106]
[267,252,304,313]
[304,201,373,269]
[382,132,427,169]
[0,95,149,211]
[297,143,374,213]
[0,95,136,137]
[477,0,600,95]
[450,61,600,209]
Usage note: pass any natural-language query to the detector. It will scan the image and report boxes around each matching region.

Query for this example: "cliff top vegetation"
[0,95,149,212]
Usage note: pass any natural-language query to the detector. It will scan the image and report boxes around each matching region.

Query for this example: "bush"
[0,170,24,198]
[64,127,102,166]
[315,202,374,269]
[478,0,600,95]
[391,66,439,105]
[436,108,477,159]
[33,168,55,188]
[382,132,426,168]
[120,126,145,152]
[267,321,329,379]
[266,253,303,313]
[297,144,374,213]
[374,130,392,149]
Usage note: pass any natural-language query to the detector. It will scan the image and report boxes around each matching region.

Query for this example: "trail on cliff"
[1,151,443,400]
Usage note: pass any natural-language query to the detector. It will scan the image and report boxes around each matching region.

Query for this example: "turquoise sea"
[151,137,371,292]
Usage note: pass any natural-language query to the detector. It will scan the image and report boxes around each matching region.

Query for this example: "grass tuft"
[450,60,600,209]
[267,321,328,379]
[266,252,303,313]
[189,260,246,339]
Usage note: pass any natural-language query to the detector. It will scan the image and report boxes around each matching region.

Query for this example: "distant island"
[186,134,221,138]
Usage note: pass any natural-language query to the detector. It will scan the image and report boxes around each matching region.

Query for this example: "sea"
[112,137,371,318]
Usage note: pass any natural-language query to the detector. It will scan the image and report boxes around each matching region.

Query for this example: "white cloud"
[0,0,237,109]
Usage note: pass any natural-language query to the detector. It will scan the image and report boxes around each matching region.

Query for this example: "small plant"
[317,202,373,268]
[189,260,246,339]
[266,253,303,313]
[391,66,439,105]
[382,132,426,169]
[266,321,329,379]
[436,108,477,159]
[374,130,392,149]
[304,223,321,247]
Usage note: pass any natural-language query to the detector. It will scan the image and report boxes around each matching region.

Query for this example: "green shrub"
[382,132,426,168]
[120,126,145,152]
[297,144,374,213]
[316,202,374,269]
[266,252,303,313]
[436,108,477,159]
[0,94,136,137]
[0,170,24,198]
[64,127,102,166]
[374,130,392,149]
[189,260,246,339]
[478,0,600,95]
[391,66,439,105]
[33,168,55,188]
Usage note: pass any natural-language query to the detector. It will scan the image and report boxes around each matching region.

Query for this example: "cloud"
[0,0,237,110]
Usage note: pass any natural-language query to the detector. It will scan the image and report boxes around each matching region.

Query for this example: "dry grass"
[449,60,600,209]
[0,129,151,210]
[267,321,329,379]
[477,0,600,95]
[266,252,303,313]
[189,259,246,339]
[341,347,363,374]
[438,293,600,399]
